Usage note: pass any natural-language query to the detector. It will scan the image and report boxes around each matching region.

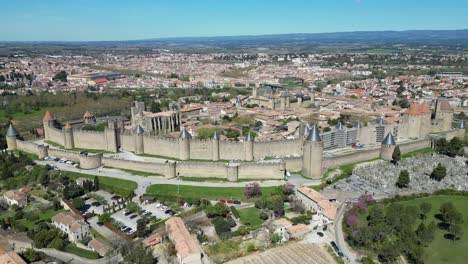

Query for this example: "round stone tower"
[63,121,75,149]
[179,127,191,160]
[37,144,49,160]
[235,96,242,108]
[296,91,303,107]
[6,124,18,151]
[134,125,145,155]
[302,125,323,179]
[212,131,220,161]
[42,111,55,140]
[380,132,396,161]
[244,133,254,161]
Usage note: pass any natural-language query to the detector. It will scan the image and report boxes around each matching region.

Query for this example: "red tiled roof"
[404,102,431,115]
[93,78,108,84]
[43,111,54,121]
[64,121,72,129]
[83,111,94,118]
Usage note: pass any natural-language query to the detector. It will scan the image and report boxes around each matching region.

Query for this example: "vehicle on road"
[317,232,324,237]
[129,214,138,219]
[233,200,241,205]
[97,222,104,226]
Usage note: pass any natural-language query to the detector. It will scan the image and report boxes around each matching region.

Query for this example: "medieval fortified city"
[1,2,468,264]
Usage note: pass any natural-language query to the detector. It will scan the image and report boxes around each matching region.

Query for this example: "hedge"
[230,206,240,219]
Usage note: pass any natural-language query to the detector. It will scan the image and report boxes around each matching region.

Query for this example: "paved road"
[37,160,321,195]
[37,248,123,264]
[88,216,122,246]
[334,202,359,264]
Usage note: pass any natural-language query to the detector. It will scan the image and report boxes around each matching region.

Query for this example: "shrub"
[230,206,240,219]
[291,214,311,225]
[205,202,229,218]
[244,182,262,198]
[246,243,256,252]
[212,217,230,235]
[259,211,269,220]
[226,216,237,227]
[219,231,233,241]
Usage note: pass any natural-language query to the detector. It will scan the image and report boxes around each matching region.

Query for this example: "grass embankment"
[178,176,284,183]
[13,150,39,161]
[401,147,434,158]
[145,184,277,201]
[359,195,468,264]
[64,244,100,259]
[63,171,137,196]
[103,166,161,177]
[238,207,264,228]
[17,207,65,229]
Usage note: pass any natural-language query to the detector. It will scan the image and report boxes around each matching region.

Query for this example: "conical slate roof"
[295,91,303,97]
[308,103,317,108]
[303,124,310,137]
[306,125,321,142]
[378,118,384,126]
[6,124,17,137]
[335,122,344,130]
[459,119,465,129]
[236,96,242,103]
[212,131,220,140]
[135,125,145,134]
[245,132,254,142]
[179,127,192,139]
[382,133,396,145]
[280,90,289,98]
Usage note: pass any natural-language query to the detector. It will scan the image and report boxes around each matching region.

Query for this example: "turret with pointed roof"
[6,124,18,150]
[63,121,75,149]
[380,132,397,161]
[212,131,220,160]
[302,125,323,179]
[212,131,220,140]
[306,125,321,142]
[459,119,465,129]
[135,125,145,135]
[244,132,254,161]
[64,121,72,130]
[43,111,54,122]
[179,127,192,140]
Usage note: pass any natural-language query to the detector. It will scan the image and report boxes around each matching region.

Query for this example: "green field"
[398,195,468,264]
[64,244,100,259]
[63,171,137,196]
[18,207,65,229]
[103,166,161,177]
[238,207,264,228]
[145,184,277,201]
[401,147,434,158]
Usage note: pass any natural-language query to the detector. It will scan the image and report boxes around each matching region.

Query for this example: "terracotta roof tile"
[43,111,54,121]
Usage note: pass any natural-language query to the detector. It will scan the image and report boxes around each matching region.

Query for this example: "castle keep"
[6,97,465,181]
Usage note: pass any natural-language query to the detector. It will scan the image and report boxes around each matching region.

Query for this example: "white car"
[155,203,161,208]
[127,230,136,235]
[66,161,73,165]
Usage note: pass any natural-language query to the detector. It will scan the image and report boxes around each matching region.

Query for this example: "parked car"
[127,230,136,235]
[129,214,138,219]
[317,232,324,237]
[120,225,128,231]
[233,200,241,205]
[91,202,101,207]
[124,227,132,232]
[164,209,172,214]
[168,211,177,216]
[97,222,104,226]
[219,199,226,203]
[124,211,133,216]
[155,203,161,208]
[226,200,234,204]
[111,195,121,201]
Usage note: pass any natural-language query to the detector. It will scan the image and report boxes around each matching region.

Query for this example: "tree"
[271,233,281,244]
[205,202,229,218]
[392,146,401,163]
[22,248,41,262]
[367,206,385,227]
[420,202,432,220]
[440,202,464,228]
[136,219,147,237]
[430,163,446,181]
[449,224,464,241]
[124,245,154,264]
[396,170,410,188]
[48,237,64,250]
[52,71,67,82]
[98,213,111,223]
[93,176,99,191]
[72,197,85,209]
[243,182,262,198]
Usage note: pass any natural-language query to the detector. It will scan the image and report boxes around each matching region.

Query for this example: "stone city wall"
[142,136,179,158]
[176,162,227,178]
[189,139,213,160]
[48,148,81,162]
[16,140,40,155]
[73,130,107,150]
[79,153,103,169]
[101,157,170,177]
[238,162,285,179]
[218,141,245,160]
[47,127,65,146]
[398,138,431,153]
[324,147,382,169]
[253,139,302,158]
[120,133,135,152]
[283,157,303,172]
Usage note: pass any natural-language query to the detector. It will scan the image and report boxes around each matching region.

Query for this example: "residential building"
[2,190,28,207]
[165,217,202,264]
[296,186,337,224]
[0,251,27,264]
[51,211,90,242]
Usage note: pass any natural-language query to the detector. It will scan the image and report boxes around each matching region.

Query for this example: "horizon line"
[1,28,467,43]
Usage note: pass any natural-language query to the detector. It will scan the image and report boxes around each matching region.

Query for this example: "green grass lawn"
[398,195,468,264]
[63,171,137,196]
[18,208,65,229]
[103,166,161,177]
[145,184,277,201]
[238,207,264,228]
[64,244,100,259]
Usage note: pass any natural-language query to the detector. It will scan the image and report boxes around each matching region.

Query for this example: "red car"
[219,199,226,203]
[226,200,234,204]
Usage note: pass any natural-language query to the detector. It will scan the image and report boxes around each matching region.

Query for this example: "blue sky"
[3,0,468,41]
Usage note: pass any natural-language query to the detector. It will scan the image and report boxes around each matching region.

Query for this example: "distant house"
[286,224,309,239]
[165,217,202,264]
[296,186,337,224]
[271,218,293,242]
[142,233,162,248]
[88,238,111,256]
[0,251,26,264]
[2,190,28,207]
[0,229,34,252]
[51,211,90,242]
